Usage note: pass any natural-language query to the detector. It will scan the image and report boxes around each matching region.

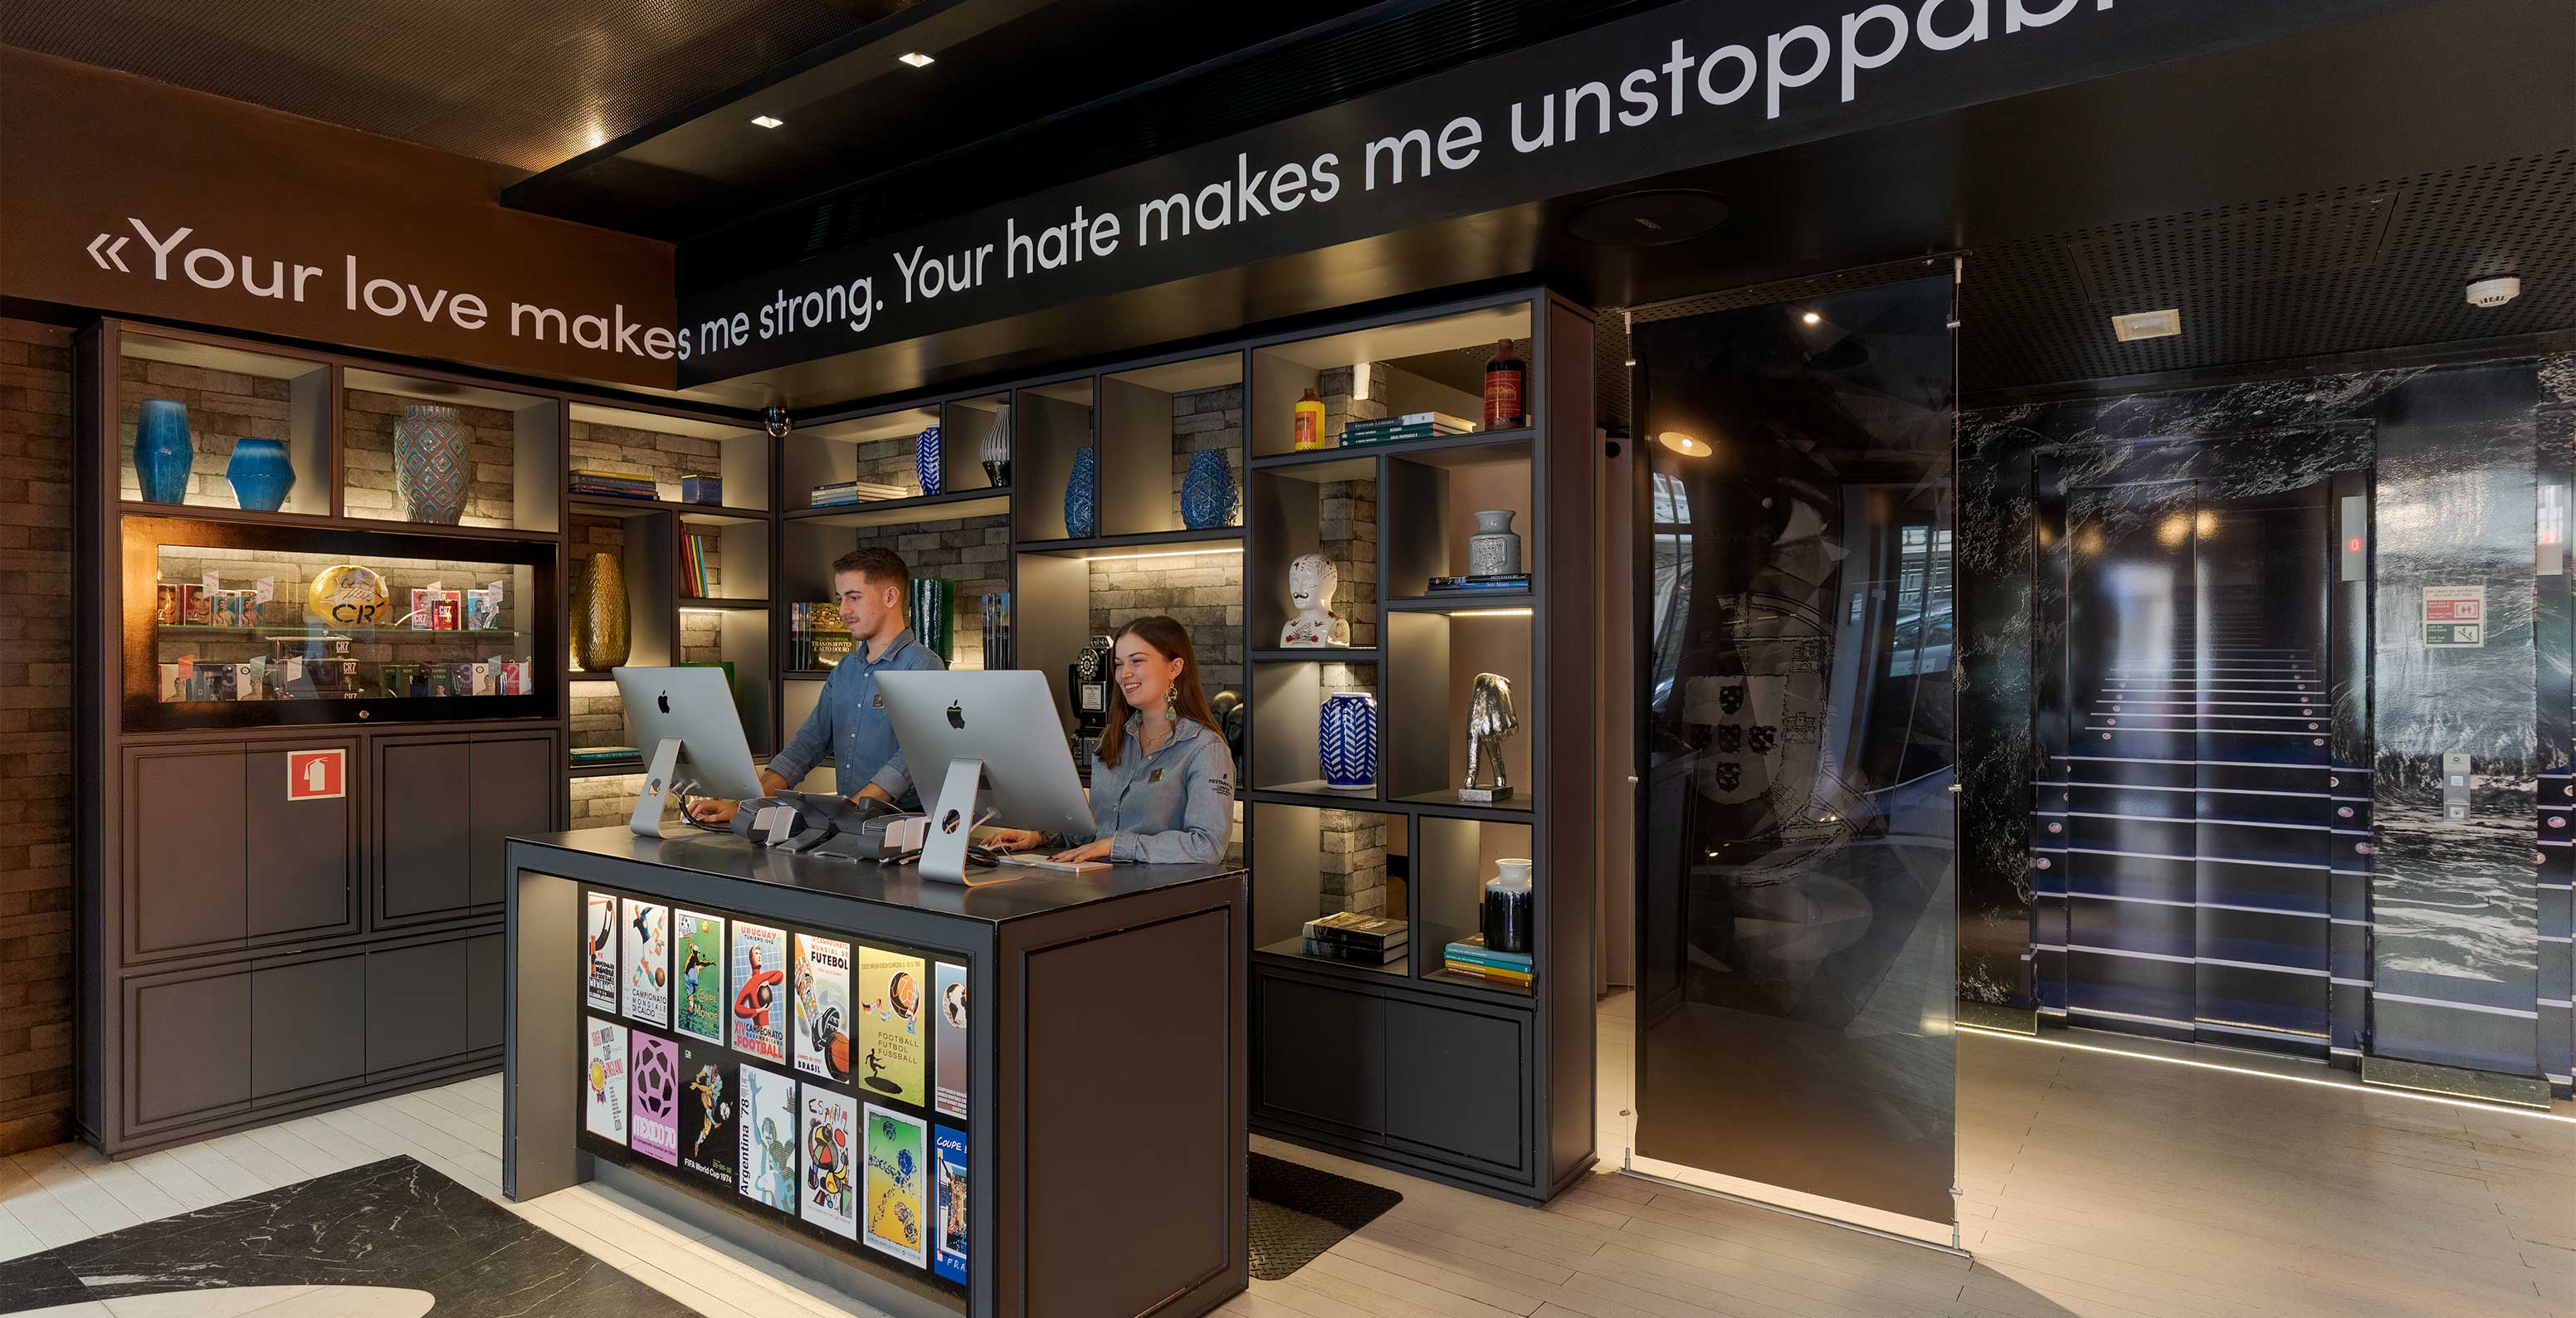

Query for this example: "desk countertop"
[507,827,1242,925]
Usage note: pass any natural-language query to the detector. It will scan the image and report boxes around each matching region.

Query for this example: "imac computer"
[614,666,767,837]
[877,670,1095,884]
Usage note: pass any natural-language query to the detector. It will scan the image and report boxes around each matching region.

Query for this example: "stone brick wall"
[1170,384,1244,525]
[342,391,518,526]
[117,356,291,508]
[814,515,1008,669]
[569,419,728,504]
[1319,809,1391,919]
[1088,551,1244,696]
[0,319,73,1154]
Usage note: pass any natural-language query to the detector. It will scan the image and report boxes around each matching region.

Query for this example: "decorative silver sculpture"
[1279,553,1351,647]
[1461,671,1518,802]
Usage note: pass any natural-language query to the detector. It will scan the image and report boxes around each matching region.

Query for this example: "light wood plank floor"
[4,1008,2569,1318]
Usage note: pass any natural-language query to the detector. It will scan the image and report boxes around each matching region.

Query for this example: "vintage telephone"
[1066,634,1115,760]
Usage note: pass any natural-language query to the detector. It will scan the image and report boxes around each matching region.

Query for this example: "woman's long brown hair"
[1095,615,1222,769]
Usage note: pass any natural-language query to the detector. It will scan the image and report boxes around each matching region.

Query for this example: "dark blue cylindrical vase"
[134,398,193,504]
[225,437,295,511]
[1180,448,1238,530]
[1064,447,1099,538]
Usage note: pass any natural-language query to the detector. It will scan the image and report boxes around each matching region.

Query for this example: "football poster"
[863,1104,928,1267]
[793,934,852,1083]
[630,1031,679,1166]
[677,1043,735,1189]
[583,1017,627,1145]
[673,909,726,1043]
[621,897,671,1028]
[856,945,925,1106]
[730,922,788,1063]
[583,892,618,1012]
[737,1064,798,1213]
[932,1125,968,1285]
[801,1084,858,1240]
[932,961,968,1119]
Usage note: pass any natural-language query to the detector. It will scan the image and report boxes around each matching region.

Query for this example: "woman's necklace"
[1136,718,1172,756]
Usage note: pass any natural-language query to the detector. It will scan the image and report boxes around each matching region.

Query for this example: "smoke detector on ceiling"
[2111,309,2182,342]
[2466,276,2522,308]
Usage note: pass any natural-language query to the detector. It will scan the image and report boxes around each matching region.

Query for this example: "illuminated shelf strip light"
[1448,607,1533,618]
[1076,545,1246,563]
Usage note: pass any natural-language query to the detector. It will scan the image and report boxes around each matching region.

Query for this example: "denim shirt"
[768,628,945,801]
[1075,713,1234,864]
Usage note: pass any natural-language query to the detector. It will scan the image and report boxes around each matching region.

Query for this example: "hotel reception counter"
[500,827,1248,1318]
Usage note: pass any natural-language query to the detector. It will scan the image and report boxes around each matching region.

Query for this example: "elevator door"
[2053,481,2334,1051]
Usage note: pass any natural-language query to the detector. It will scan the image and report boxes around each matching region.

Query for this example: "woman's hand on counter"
[1049,837,1115,864]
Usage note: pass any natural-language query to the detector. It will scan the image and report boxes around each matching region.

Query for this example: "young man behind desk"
[687,547,943,826]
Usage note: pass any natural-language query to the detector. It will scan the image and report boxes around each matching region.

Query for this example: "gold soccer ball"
[307,563,390,626]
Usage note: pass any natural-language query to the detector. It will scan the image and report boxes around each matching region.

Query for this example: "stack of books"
[811,479,908,507]
[1442,934,1533,987]
[571,744,639,766]
[572,469,658,500]
[789,601,852,671]
[1340,411,1475,447]
[1300,911,1408,965]
[1427,573,1531,594]
[979,591,1013,671]
[681,532,718,598]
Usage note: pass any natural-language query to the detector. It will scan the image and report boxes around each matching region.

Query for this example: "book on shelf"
[571,744,640,764]
[1299,938,1405,965]
[1442,934,1534,984]
[979,592,1013,671]
[1344,411,1473,437]
[572,469,659,498]
[1302,910,1408,951]
[809,480,907,505]
[789,601,852,671]
[1426,574,1531,593]
[681,532,718,598]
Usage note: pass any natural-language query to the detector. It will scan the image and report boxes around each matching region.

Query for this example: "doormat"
[1247,1151,1403,1281]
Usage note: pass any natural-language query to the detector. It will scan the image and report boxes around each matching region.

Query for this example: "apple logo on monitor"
[658,691,671,714]
[946,700,965,730]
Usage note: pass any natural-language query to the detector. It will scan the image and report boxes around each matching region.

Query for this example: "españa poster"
[793,934,852,1083]
[677,1043,735,1189]
[620,897,671,1028]
[933,961,968,1119]
[672,909,726,1043]
[863,1104,928,1267]
[583,1017,627,1145]
[801,1083,858,1240]
[730,921,787,1063]
[736,1063,797,1213]
[857,945,926,1106]
[629,1031,679,1166]
[932,1125,968,1284]
[583,892,618,1012]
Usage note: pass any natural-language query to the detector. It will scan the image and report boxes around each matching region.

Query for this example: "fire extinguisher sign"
[286,749,345,800]
[2422,585,2486,648]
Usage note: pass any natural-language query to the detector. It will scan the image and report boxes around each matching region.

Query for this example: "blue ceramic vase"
[224,437,295,511]
[393,404,470,524]
[1180,449,1238,530]
[1064,446,1099,538]
[134,398,193,504]
[915,425,944,495]
[1320,691,1378,790]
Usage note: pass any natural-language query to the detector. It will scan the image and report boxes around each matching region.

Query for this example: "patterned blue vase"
[224,437,295,511]
[1064,446,1099,538]
[1320,691,1378,790]
[133,398,193,504]
[393,404,470,524]
[915,426,944,495]
[1180,448,1238,530]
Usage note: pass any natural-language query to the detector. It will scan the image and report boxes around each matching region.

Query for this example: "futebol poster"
[858,945,926,1106]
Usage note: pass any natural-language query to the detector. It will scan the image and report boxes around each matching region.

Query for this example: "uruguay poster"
[583,1017,627,1145]
[673,909,726,1043]
[793,933,852,1083]
[863,1104,928,1267]
[932,1125,968,1284]
[583,892,618,1012]
[620,897,671,1028]
[677,1043,735,1189]
[856,945,925,1106]
[629,1031,679,1166]
[933,961,968,1119]
[730,921,788,1063]
[736,1063,797,1213]
[801,1083,858,1240]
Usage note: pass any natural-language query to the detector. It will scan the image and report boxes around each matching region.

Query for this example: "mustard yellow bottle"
[1293,387,1329,451]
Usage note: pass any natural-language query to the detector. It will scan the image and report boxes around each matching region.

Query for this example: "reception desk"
[501,827,1248,1318]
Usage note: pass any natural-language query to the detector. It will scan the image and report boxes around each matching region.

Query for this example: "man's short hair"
[832,546,910,596]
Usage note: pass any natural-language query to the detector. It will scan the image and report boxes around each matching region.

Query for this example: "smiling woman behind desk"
[987,615,1232,865]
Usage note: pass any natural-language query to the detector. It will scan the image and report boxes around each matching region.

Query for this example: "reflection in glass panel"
[1631,275,1959,1228]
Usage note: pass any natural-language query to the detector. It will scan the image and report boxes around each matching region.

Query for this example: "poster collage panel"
[573,887,970,1300]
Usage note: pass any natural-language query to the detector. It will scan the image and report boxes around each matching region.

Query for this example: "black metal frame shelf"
[785,488,1012,527]
[1014,527,1247,557]
[1248,426,1534,471]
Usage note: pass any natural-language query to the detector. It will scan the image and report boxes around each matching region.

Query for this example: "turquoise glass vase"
[133,398,193,504]
[224,437,295,511]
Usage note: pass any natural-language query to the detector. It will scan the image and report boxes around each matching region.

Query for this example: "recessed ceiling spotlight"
[2112,309,2183,342]
[898,51,935,67]
[750,115,783,129]
[2467,276,2521,308]
[1657,431,1711,457]
[1801,312,1822,326]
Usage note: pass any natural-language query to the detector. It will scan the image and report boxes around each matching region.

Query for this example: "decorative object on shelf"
[1466,509,1524,577]
[1180,448,1238,530]
[915,425,944,495]
[1067,634,1115,760]
[222,437,295,511]
[1481,858,1533,954]
[133,398,193,504]
[1461,671,1518,802]
[393,403,471,524]
[1063,446,1099,537]
[910,577,955,661]
[681,474,723,505]
[1292,387,1328,451]
[1483,338,1526,431]
[1320,691,1378,791]
[574,551,632,671]
[1279,553,1351,647]
[980,404,1012,487]
[305,562,389,626]
[1210,688,1247,779]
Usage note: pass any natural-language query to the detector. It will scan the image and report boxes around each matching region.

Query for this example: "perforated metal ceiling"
[0,0,900,171]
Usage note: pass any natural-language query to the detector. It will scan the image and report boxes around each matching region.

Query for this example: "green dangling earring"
[1164,687,1179,723]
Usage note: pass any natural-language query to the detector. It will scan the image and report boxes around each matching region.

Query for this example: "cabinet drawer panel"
[252,955,367,1097]
[133,971,250,1125]
[1256,973,1385,1134]
[378,740,473,920]
[129,748,247,954]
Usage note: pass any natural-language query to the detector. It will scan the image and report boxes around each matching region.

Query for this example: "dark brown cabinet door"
[1385,1000,1527,1174]
[466,933,505,1052]
[467,736,555,907]
[251,954,367,1098]
[378,739,472,920]
[367,940,468,1074]
[129,748,248,956]
[1254,974,1385,1134]
[133,971,250,1125]
[245,743,355,938]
